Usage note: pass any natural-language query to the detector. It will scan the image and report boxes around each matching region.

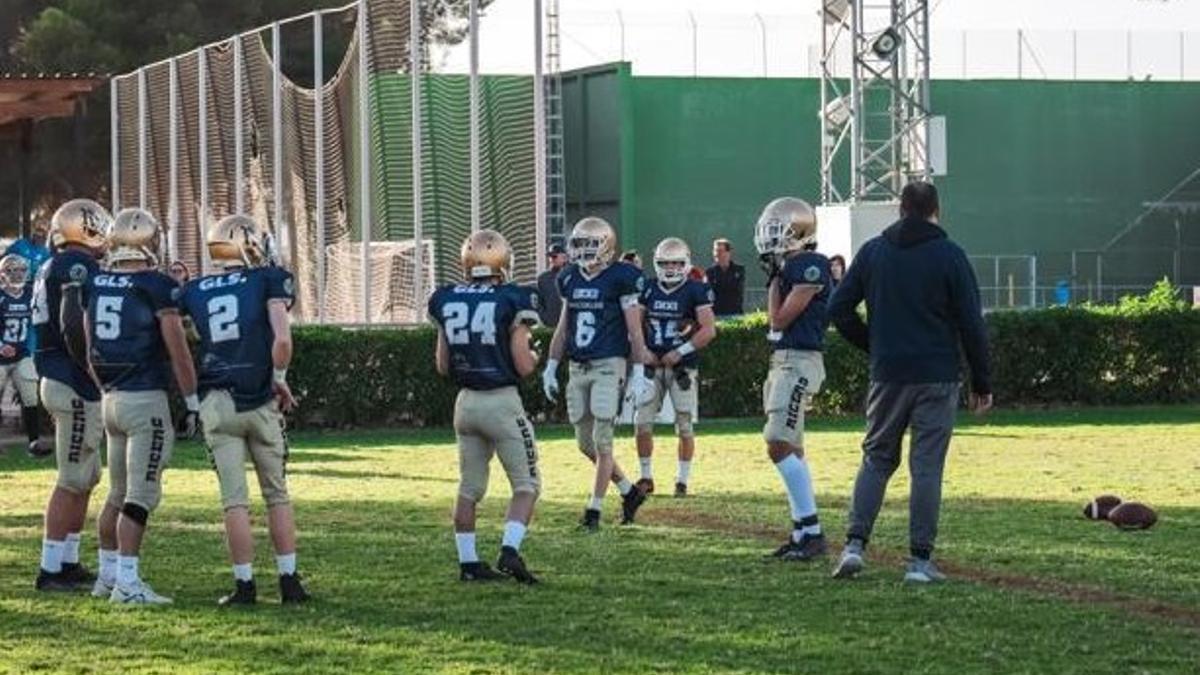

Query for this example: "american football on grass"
[1107,502,1157,530]
[1082,494,1122,520]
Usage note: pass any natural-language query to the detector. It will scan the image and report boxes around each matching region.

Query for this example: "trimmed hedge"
[288,306,1200,429]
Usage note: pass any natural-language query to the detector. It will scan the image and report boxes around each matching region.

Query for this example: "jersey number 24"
[442,302,497,345]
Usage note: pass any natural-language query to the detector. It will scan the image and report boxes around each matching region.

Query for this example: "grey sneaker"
[904,558,947,584]
[832,541,865,579]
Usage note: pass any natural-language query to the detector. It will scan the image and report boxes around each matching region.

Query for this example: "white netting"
[326,240,436,323]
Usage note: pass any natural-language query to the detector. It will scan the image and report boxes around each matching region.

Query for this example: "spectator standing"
[706,238,745,317]
[536,243,568,327]
[829,255,846,290]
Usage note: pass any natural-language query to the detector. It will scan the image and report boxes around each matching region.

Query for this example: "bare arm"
[622,301,649,365]
[770,285,819,332]
[690,304,717,350]
[435,327,450,376]
[159,310,197,397]
[547,302,569,362]
[510,323,537,378]
[268,300,292,369]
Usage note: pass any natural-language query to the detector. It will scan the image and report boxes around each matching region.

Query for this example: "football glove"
[542,360,560,401]
[626,364,655,407]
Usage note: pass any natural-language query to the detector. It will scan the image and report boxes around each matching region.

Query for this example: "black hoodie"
[828,217,991,395]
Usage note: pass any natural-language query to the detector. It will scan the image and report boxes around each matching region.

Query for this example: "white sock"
[587,496,603,511]
[502,521,527,551]
[99,549,118,581]
[775,454,819,522]
[639,457,653,480]
[233,563,253,582]
[455,532,478,564]
[677,460,692,485]
[40,539,64,573]
[117,555,140,587]
[63,533,81,564]
[615,478,633,496]
[275,553,297,576]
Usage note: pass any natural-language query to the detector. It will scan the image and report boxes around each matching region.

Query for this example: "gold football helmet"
[461,229,512,282]
[653,237,691,286]
[208,214,271,268]
[106,208,162,267]
[0,254,30,296]
[753,197,817,260]
[568,216,617,274]
[49,199,111,253]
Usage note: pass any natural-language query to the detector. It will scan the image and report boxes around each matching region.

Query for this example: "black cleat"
[459,561,506,582]
[60,562,96,585]
[767,534,828,562]
[497,546,539,585]
[578,508,601,532]
[279,573,310,603]
[635,478,655,495]
[218,579,257,606]
[621,486,648,525]
[27,439,52,458]
[674,482,688,498]
[35,568,78,592]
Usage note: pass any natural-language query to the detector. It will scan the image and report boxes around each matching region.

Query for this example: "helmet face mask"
[754,197,817,263]
[460,229,512,283]
[106,208,163,268]
[653,237,691,286]
[50,199,112,255]
[568,217,617,274]
[0,254,30,296]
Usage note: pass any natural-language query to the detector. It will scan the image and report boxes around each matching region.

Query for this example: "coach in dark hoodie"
[827,181,992,584]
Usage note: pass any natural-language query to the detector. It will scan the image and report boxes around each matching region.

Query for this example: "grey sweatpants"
[846,381,959,558]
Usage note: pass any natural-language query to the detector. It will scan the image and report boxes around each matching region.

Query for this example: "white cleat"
[832,548,865,580]
[110,581,173,605]
[91,576,116,598]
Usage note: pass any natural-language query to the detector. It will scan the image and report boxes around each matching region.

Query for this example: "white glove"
[626,364,654,407]
[542,359,560,401]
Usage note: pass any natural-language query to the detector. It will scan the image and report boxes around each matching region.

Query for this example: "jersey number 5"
[95,296,124,340]
[443,302,497,345]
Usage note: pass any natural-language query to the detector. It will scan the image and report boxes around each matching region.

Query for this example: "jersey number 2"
[208,295,240,343]
[443,302,496,345]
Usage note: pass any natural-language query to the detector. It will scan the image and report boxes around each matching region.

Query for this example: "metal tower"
[820,0,933,204]
[544,0,567,241]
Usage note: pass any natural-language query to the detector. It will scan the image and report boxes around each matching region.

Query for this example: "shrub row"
[287,305,1199,429]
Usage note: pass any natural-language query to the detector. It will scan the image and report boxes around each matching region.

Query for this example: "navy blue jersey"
[88,270,179,392]
[32,249,101,400]
[772,252,832,352]
[0,285,33,365]
[428,282,540,391]
[180,267,295,412]
[557,261,644,362]
[639,278,714,368]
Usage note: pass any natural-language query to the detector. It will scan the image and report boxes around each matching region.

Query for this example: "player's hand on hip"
[541,363,559,401]
[274,381,299,413]
[969,392,993,416]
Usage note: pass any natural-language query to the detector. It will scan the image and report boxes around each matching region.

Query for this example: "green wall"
[564,67,1200,288]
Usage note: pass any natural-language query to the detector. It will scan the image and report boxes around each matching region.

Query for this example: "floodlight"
[823,0,850,24]
[871,27,902,59]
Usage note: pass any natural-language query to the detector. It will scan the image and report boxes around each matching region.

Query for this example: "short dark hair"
[621,250,640,262]
[900,181,939,220]
[713,238,732,252]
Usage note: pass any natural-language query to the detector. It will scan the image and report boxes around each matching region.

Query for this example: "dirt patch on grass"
[642,508,1200,632]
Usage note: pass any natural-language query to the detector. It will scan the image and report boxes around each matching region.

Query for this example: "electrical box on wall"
[816,202,900,263]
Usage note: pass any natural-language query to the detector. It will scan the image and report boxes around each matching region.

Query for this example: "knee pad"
[592,418,615,455]
[458,482,487,504]
[121,502,149,526]
[575,425,597,460]
[511,476,542,499]
[675,412,694,438]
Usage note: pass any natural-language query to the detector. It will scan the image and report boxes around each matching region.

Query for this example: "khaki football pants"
[454,386,540,503]
[634,366,699,437]
[200,390,290,510]
[566,357,625,457]
[103,390,174,513]
[0,357,39,407]
[41,377,102,494]
[762,350,826,448]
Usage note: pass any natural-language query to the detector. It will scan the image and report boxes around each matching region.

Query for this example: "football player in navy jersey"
[754,197,834,562]
[542,217,654,531]
[634,238,716,498]
[0,253,49,456]
[86,208,199,605]
[429,230,542,584]
[179,215,309,606]
[31,199,110,592]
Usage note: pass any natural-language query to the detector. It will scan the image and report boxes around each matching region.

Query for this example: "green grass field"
[1,406,1198,673]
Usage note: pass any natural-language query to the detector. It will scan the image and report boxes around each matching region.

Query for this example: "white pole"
[137,68,148,210]
[754,13,767,77]
[357,0,372,324]
[534,0,547,276]
[468,0,481,233]
[1030,255,1038,308]
[411,0,425,318]
[272,22,289,267]
[168,58,179,263]
[688,11,698,77]
[199,49,211,274]
[110,78,120,211]
[314,12,327,322]
[233,36,245,214]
